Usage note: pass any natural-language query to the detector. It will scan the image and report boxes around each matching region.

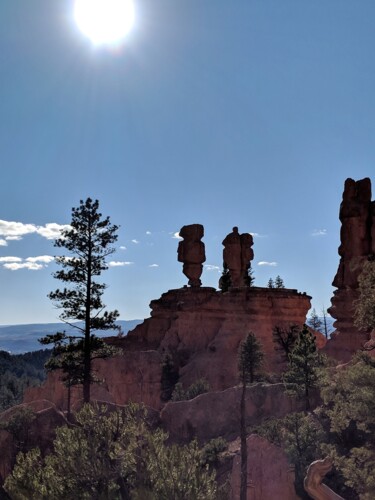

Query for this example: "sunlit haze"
[74,0,135,45]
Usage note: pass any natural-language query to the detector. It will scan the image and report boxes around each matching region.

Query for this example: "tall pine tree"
[238,333,264,500]
[42,198,120,404]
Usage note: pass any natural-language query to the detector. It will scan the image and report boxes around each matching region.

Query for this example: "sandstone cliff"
[326,177,375,361]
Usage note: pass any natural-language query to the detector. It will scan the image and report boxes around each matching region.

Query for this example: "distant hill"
[0,320,143,354]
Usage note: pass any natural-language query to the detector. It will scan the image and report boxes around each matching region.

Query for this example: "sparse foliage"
[307,308,323,332]
[267,278,274,288]
[272,324,300,361]
[171,378,210,402]
[43,198,120,404]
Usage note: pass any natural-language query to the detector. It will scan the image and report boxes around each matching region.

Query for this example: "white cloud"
[119,246,127,250]
[131,239,139,244]
[204,264,220,272]
[0,256,23,263]
[311,229,327,236]
[4,262,44,271]
[26,255,55,264]
[146,231,152,235]
[36,223,70,239]
[0,219,69,241]
[108,261,134,267]
[149,264,159,268]
[172,232,182,240]
[258,261,278,267]
[0,239,8,246]
[0,255,54,270]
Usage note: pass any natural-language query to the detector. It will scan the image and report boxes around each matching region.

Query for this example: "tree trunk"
[240,380,247,500]
[83,239,92,404]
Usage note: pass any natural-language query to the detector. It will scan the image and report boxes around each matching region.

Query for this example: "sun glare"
[74,0,135,45]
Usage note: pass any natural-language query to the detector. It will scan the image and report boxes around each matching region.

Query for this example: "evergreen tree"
[274,275,285,288]
[307,308,323,332]
[41,198,120,404]
[243,265,255,287]
[354,259,375,331]
[219,262,232,292]
[272,324,299,361]
[319,352,375,498]
[4,404,218,500]
[267,278,274,288]
[238,333,264,500]
[283,325,322,410]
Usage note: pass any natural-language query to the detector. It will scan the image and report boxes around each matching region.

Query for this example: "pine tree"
[243,265,255,287]
[41,198,120,404]
[275,275,285,288]
[283,326,322,410]
[219,262,232,292]
[238,333,264,500]
[267,278,274,288]
[307,308,323,332]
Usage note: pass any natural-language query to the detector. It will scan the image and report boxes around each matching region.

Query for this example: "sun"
[74,0,135,45]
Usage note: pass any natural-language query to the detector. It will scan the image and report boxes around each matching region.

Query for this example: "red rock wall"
[160,383,308,444]
[326,178,375,361]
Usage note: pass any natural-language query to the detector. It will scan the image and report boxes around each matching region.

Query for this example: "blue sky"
[0,0,374,325]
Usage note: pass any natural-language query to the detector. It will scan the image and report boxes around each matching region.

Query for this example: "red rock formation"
[177,224,206,287]
[230,434,299,500]
[326,178,375,361]
[25,286,310,412]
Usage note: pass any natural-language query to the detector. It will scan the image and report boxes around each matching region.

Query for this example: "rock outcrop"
[230,434,299,500]
[177,224,206,287]
[160,383,308,444]
[326,178,375,361]
[25,286,311,412]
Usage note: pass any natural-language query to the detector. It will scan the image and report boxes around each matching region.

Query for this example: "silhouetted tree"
[42,198,120,404]
[275,275,285,288]
[243,266,255,287]
[267,278,274,288]
[272,324,300,361]
[238,333,264,500]
[219,262,232,292]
